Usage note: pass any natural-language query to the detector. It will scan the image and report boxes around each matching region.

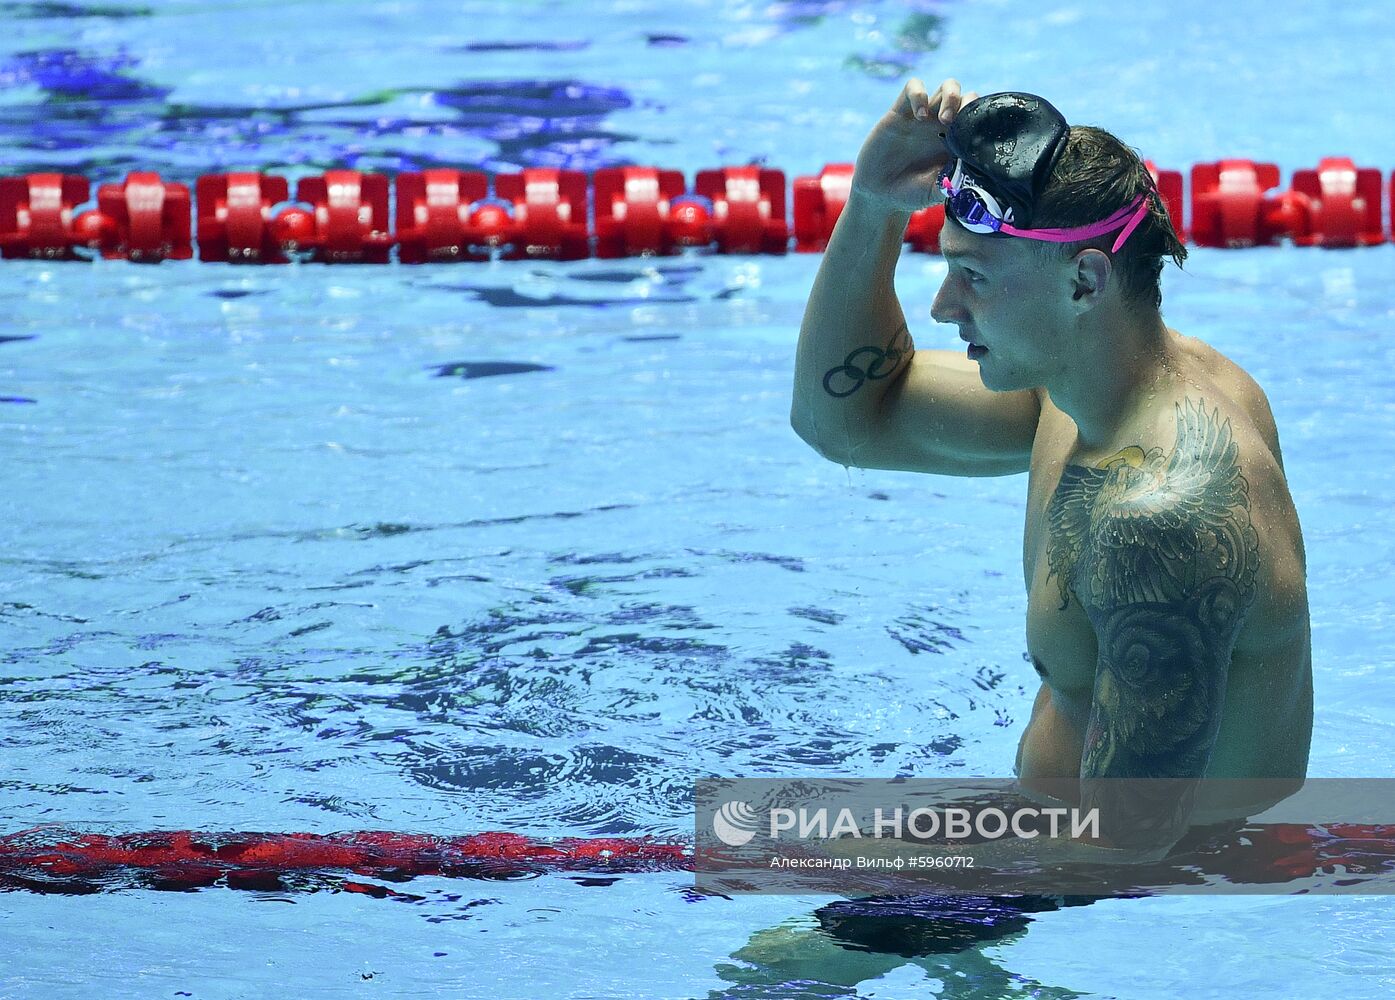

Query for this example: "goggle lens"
[940,164,1009,235]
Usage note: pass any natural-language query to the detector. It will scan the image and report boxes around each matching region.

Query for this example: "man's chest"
[1024,513,1100,695]
[1022,419,1100,695]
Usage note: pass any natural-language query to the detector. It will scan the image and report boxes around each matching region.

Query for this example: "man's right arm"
[789,190,1040,477]
[789,189,917,466]
[789,77,1042,478]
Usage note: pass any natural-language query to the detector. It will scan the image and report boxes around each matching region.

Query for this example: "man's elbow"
[789,409,848,465]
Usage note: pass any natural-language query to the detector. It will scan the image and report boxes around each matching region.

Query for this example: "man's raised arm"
[790,78,960,465]
[790,189,916,465]
[790,78,1041,478]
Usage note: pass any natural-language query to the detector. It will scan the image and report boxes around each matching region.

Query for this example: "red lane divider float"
[594,165,689,258]
[293,169,395,264]
[93,172,193,261]
[793,163,853,253]
[394,168,490,263]
[1,159,1393,264]
[694,165,790,255]
[1289,158,1386,248]
[0,173,90,260]
[1148,161,1186,243]
[197,172,291,264]
[495,167,592,261]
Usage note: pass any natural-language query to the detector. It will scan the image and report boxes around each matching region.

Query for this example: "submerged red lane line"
[0,828,692,895]
[2,825,1393,897]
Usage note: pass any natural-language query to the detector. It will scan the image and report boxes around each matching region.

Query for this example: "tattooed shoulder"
[1045,397,1261,625]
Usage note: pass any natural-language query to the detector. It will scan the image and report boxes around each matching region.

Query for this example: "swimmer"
[713,74,1318,995]
[791,77,1312,854]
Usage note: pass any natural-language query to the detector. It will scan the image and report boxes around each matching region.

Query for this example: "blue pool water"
[2,1,1395,997]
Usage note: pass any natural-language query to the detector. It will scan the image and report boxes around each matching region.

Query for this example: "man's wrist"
[845,186,915,222]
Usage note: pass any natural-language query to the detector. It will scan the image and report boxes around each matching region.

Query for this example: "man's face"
[931,218,1074,393]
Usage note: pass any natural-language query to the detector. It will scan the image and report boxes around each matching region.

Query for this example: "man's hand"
[850,77,980,214]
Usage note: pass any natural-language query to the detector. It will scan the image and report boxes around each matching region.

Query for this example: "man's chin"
[975,359,1028,393]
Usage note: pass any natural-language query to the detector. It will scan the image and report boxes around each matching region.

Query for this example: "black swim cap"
[943,92,1070,229]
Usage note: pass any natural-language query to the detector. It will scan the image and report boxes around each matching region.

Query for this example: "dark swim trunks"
[814,820,1246,957]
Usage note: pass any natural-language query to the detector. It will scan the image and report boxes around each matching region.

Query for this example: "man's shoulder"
[1167,332,1286,468]
[1133,391,1299,557]
[1134,391,1281,482]
[1050,392,1305,645]
[1050,396,1272,605]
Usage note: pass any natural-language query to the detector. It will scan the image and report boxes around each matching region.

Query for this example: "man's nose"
[930,277,966,326]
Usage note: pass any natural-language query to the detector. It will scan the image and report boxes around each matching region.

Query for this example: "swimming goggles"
[939,158,1150,253]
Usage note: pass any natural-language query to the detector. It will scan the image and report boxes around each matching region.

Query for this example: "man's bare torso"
[1014,329,1313,815]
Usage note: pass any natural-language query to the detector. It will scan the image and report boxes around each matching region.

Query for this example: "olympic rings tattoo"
[821,324,913,398]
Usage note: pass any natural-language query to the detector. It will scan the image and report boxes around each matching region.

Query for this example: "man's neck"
[1045,307,1176,450]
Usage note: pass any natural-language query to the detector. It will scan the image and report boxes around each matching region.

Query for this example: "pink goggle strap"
[998,194,1151,252]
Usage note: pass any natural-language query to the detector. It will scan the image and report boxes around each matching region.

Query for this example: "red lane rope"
[0,827,690,895]
[1,159,1391,264]
[2,824,1393,897]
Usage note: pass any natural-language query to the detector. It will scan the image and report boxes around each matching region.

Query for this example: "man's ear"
[1070,249,1112,311]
